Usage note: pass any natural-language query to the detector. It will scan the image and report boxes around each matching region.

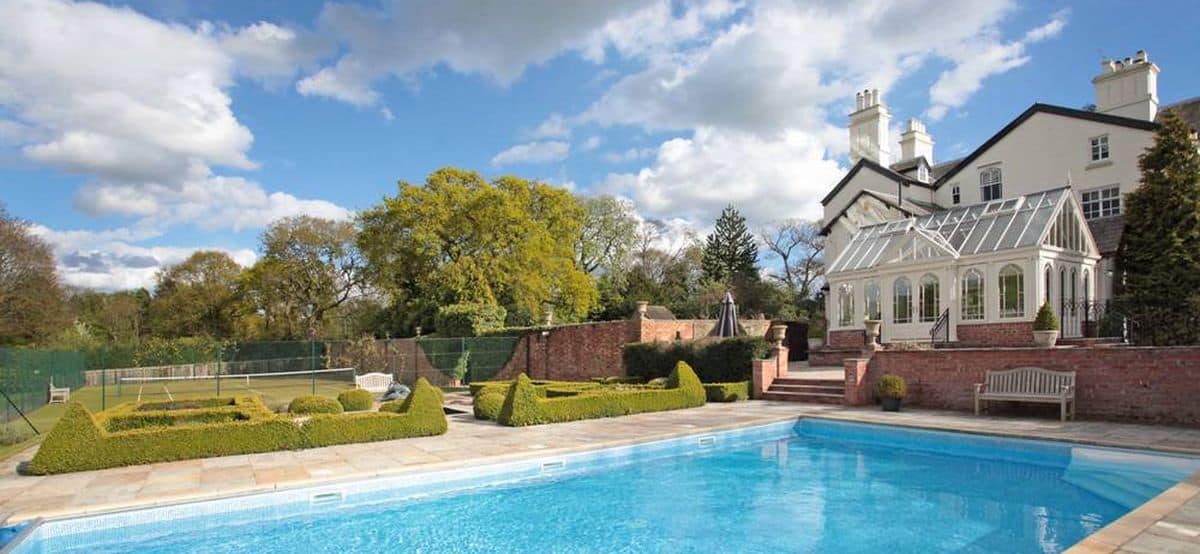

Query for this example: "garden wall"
[955,322,1034,347]
[853,346,1200,424]
[496,321,632,381]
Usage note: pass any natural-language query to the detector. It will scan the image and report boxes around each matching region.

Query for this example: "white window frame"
[837,284,855,327]
[865,282,881,321]
[961,269,985,321]
[999,264,1025,318]
[980,167,1002,202]
[1090,135,1110,162]
[893,277,912,324]
[1081,186,1121,219]
[952,185,961,205]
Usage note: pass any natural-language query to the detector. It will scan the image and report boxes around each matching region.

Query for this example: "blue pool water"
[13,419,1200,553]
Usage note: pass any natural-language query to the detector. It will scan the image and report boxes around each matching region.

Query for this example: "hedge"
[27,379,448,475]
[288,395,344,415]
[474,390,505,420]
[703,381,750,402]
[337,389,375,412]
[623,336,768,383]
[434,303,507,337]
[496,361,706,427]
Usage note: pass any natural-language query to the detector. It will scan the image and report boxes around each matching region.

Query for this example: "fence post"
[311,340,317,395]
[216,342,222,397]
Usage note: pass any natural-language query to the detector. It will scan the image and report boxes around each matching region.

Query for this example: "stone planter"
[881,396,902,412]
[808,337,824,350]
[1033,330,1059,348]
[864,319,882,343]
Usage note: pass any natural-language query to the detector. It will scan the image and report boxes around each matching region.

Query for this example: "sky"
[1,0,1197,291]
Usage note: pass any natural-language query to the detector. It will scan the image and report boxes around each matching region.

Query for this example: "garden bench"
[355,372,394,394]
[974,367,1075,422]
[48,378,70,404]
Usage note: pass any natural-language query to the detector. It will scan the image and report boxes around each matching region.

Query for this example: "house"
[820,50,1200,346]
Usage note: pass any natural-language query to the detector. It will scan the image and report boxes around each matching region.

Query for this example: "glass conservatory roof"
[828,188,1069,273]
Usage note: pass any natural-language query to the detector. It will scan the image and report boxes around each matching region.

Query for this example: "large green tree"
[702,205,759,284]
[575,195,639,275]
[71,289,150,343]
[1115,111,1200,345]
[0,206,70,344]
[358,167,597,329]
[148,251,243,339]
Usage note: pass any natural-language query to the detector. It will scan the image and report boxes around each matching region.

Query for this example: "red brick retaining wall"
[828,330,866,348]
[955,321,1034,347]
[858,346,1200,424]
[496,321,631,381]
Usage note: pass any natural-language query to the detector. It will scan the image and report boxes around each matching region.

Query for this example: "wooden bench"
[974,367,1075,421]
[48,378,70,404]
[354,372,393,394]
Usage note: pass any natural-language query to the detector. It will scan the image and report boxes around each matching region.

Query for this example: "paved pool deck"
[2,400,1199,553]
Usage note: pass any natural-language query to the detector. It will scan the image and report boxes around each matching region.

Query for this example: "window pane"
[893,278,911,324]
[999,265,1025,318]
[962,270,984,320]
[838,285,854,326]
[919,274,940,322]
[866,283,881,320]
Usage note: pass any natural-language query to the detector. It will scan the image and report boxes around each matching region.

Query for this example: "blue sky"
[1,0,1197,290]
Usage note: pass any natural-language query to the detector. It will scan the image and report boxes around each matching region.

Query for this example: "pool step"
[764,377,845,404]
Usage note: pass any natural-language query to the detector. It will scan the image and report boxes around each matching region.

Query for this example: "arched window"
[837,284,854,326]
[865,282,881,321]
[893,278,912,324]
[980,167,1003,201]
[1044,264,1053,305]
[918,274,940,322]
[1070,268,1078,315]
[961,269,984,320]
[999,264,1025,318]
[1082,269,1090,303]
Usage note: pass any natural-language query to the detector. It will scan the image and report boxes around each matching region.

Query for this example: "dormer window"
[952,185,961,205]
[918,164,929,182]
[1090,135,1110,161]
[980,167,1002,201]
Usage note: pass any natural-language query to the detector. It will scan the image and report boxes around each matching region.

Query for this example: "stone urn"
[769,324,788,347]
[864,319,882,344]
[1033,330,1059,348]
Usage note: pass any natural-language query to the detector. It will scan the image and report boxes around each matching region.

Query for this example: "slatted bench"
[974,367,1076,421]
[48,378,70,404]
[355,372,394,394]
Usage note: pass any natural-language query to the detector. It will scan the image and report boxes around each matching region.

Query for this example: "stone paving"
[2,400,1199,553]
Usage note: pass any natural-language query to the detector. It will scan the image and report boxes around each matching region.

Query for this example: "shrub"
[135,398,234,412]
[704,381,750,402]
[873,374,908,400]
[434,303,507,337]
[288,395,344,415]
[447,351,470,382]
[28,381,448,474]
[623,336,768,383]
[1034,302,1059,331]
[497,361,706,427]
[337,389,375,412]
[0,423,34,447]
[474,390,505,420]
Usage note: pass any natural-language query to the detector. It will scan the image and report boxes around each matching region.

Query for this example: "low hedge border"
[27,379,448,475]
[288,395,344,415]
[703,381,751,402]
[623,336,768,382]
[496,362,705,427]
[337,389,375,412]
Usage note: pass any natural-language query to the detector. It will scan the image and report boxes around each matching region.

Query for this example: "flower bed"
[27,379,447,475]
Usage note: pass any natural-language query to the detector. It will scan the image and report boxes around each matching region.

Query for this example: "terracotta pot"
[1032,330,1059,348]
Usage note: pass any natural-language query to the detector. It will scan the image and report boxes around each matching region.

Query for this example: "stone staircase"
[761,374,845,404]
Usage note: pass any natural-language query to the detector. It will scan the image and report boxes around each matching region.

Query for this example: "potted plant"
[874,373,908,412]
[1032,302,1059,347]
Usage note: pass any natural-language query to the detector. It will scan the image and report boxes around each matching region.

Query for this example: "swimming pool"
[10,419,1199,553]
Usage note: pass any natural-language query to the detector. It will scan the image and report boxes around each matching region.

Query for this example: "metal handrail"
[930,308,951,344]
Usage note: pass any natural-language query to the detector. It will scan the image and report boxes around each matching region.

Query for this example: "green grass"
[0,375,356,462]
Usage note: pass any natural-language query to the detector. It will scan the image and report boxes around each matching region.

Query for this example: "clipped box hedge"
[497,361,706,427]
[703,381,751,402]
[288,395,344,415]
[337,389,375,412]
[28,379,447,475]
[623,336,768,383]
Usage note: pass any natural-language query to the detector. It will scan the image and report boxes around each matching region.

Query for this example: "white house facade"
[819,50,1200,347]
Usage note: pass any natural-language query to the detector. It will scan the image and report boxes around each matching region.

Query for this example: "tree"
[0,206,70,344]
[71,289,150,343]
[358,167,597,328]
[760,219,825,301]
[246,216,366,339]
[702,205,759,284]
[575,194,639,275]
[1115,111,1200,345]
[148,251,243,339]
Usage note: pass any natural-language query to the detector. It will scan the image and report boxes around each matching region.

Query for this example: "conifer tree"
[702,205,759,283]
[1115,111,1200,345]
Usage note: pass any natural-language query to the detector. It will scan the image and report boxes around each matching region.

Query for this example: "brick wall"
[860,346,1200,424]
[828,330,866,348]
[496,321,632,381]
[633,319,773,342]
[955,321,1034,347]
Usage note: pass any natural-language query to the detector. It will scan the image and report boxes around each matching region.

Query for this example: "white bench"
[355,372,394,394]
[974,367,1075,421]
[48,378,70,404]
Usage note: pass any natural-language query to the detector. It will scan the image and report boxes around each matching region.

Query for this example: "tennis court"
[108,368,358,408]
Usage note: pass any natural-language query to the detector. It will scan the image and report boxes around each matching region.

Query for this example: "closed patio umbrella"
[715,291,740,337]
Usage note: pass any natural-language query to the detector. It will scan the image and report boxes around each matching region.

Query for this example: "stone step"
[768,384,844,394]
[759,391,845,404]
[772,377,844,387]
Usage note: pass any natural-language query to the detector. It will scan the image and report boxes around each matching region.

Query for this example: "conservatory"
[824,187,1100,345]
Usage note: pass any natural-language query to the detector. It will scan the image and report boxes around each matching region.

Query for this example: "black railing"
[1057,299,1200,345]
[930,308,950,345]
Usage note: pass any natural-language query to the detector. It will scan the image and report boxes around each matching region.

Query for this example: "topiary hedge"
[27,379,448,475]
[337,389,376,412]
[623,336,769,383]
[474,390,505,420]
[288,395,344,415]
[703,381,750,402]
[496,361,706,427]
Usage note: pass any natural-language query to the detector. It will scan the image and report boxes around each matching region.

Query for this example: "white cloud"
[490,141,571,166]
[580,136,604,151]
[216,21,329,87]
[603,147,656,164]
[531,113,571,139]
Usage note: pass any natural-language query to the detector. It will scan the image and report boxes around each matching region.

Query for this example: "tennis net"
[115,367,357,405]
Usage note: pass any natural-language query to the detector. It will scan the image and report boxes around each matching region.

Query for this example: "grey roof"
[1159,97,1200,134]
[1086,216,1124,254]
[643,305,676,320]
[828,188,1070,273]
[862,190,941,216]
[931,157,962,180]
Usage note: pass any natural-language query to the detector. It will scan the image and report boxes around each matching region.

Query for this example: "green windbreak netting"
[0,348,87,429]
[417,337,520,383]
